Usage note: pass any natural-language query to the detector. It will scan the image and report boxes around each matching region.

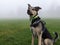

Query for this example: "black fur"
[30,16,41,27]
[34,7,41,11]
[30,16,53,40]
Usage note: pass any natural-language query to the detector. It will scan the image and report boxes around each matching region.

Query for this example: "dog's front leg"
[31,35,34,45]
[38,32,42,45]
[38,35,42,45]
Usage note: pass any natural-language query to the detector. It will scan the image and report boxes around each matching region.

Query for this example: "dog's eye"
[32,9,35,10]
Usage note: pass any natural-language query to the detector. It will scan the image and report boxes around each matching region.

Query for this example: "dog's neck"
[30,15,39,21]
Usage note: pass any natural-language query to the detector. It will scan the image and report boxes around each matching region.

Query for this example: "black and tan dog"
[27,4,59,45]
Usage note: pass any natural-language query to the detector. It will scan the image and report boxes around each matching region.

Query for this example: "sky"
[0,0,60,19]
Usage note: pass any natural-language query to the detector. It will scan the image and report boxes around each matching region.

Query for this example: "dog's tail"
[53,32,59,43]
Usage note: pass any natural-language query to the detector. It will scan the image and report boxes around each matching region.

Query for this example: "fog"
[0,0,60,19]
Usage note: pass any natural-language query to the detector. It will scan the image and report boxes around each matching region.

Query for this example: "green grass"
[0,19,60,45]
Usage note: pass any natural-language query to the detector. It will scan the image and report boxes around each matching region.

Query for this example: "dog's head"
[27,4,41,16]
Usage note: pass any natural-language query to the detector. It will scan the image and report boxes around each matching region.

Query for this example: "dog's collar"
[30,15,39,21]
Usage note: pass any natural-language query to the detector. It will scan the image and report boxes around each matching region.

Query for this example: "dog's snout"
[27,10,33,15]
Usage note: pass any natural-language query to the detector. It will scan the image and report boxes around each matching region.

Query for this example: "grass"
[0,19,60,45]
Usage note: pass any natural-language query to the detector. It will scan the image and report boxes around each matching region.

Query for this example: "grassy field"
[0,19,60,45]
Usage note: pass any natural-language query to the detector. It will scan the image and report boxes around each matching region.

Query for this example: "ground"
[0,19,60,45]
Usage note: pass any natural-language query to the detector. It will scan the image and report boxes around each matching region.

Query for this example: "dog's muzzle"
[27,10,33,15]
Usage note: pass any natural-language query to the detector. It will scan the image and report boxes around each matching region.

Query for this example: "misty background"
[0,0,60,19]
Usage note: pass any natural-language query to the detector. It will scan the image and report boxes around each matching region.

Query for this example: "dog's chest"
[30,17,41,27]
[30,24,42,37]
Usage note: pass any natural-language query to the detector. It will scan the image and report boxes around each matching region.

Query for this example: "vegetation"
[0,19,60,45]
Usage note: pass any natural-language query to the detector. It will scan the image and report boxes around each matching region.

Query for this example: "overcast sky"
[0,0,60,19]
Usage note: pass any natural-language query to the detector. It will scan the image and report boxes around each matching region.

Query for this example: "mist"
[0,0,60,19]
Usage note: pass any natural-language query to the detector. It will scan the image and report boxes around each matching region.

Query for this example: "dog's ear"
[28,4,32,9]
[28,4,32,8]
[34,7,42,11]
[28,4,31,7]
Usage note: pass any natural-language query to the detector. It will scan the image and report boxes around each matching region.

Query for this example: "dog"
[27,4,59,45]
